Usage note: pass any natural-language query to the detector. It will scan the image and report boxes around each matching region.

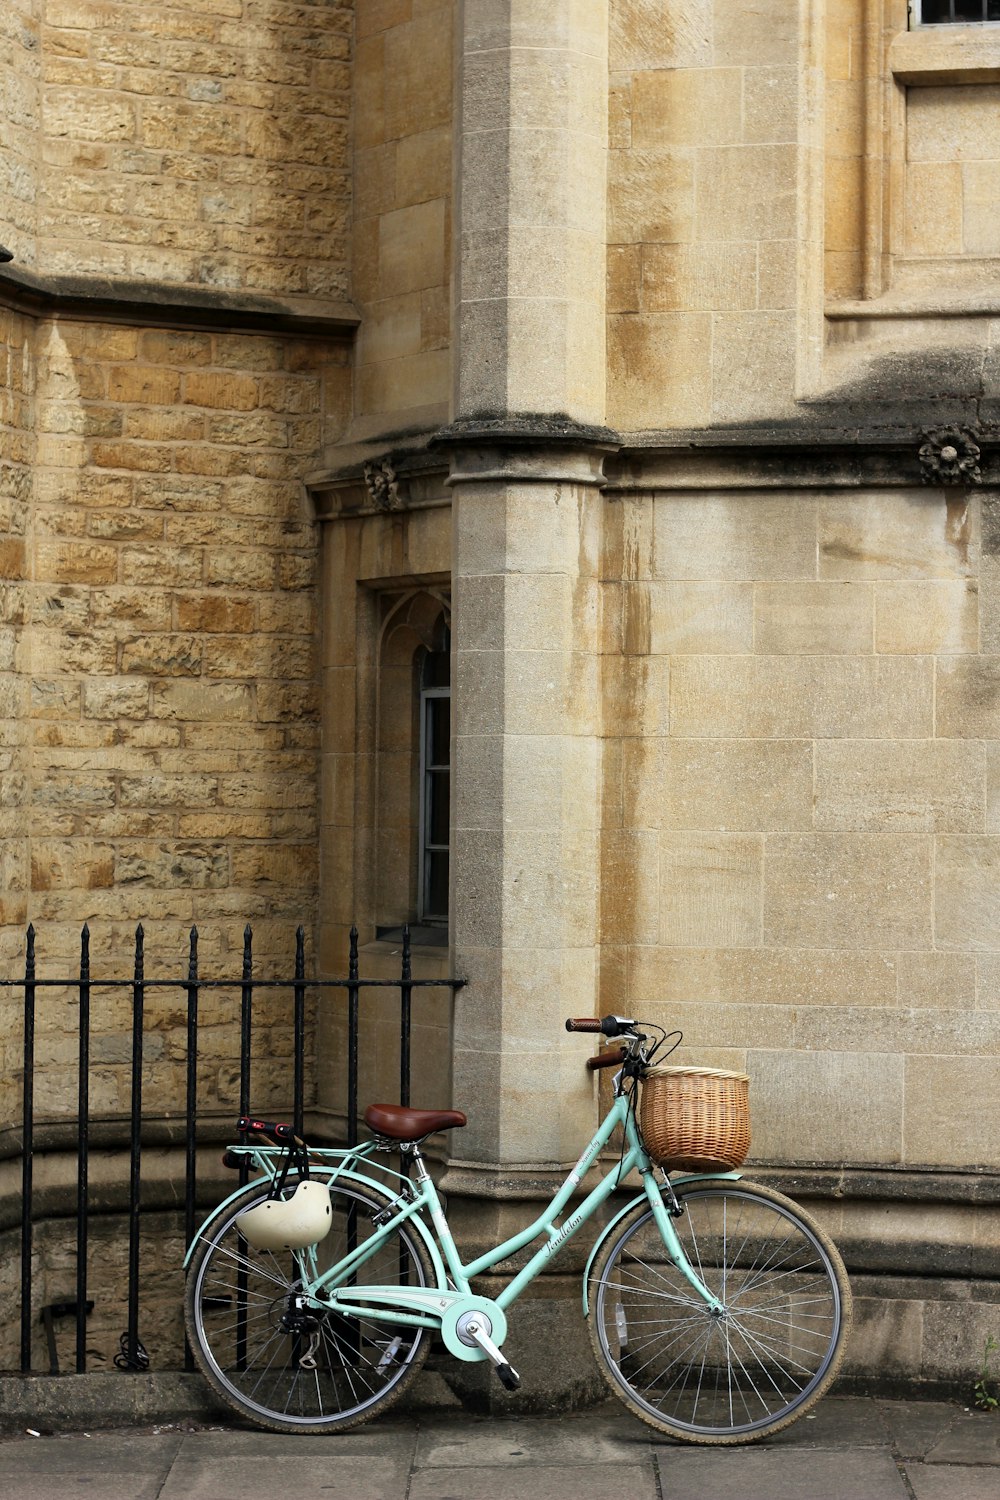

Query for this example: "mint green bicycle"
[184,1016,851,1444]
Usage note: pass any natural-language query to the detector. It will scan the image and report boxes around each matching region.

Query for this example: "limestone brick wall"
[350,0,452,440]
[0,0,40,260]
[0,310,34,974]
[601,484,1000,1174]
[21,0,351,295]
[904,84,1000,263]
[0,314,351,1124]
[824,0,865,303]
[606,0,806,429]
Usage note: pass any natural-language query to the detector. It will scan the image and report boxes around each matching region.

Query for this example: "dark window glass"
[427,696,449,767]
[418,619,450,924]
[427,769,449,845]
[918,0,998,17]
[425,852,449,923]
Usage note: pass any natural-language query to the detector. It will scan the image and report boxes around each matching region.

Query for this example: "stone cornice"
[606,424,1000,491]
[315,416,1000,508]
[432,413,620,450]
[432,413,620,487]
[0,263,359,339]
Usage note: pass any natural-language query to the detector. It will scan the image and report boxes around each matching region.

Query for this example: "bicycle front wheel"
[185,1177,434,1434]
[588,1179,851,1444]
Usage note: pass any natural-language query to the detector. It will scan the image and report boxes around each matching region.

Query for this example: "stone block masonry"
[0,310,350,1122]
[8,0,351,297]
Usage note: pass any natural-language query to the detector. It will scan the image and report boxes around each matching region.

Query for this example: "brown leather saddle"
[364,1103,467,1141]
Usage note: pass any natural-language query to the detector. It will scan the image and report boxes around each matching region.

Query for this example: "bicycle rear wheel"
[185,1177,434,1434]
[587,1179,851,1444]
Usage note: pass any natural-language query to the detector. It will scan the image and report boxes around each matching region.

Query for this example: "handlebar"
[236,1116,306,1149]
[565,1014,638,1038]
[586,1046,626,1072]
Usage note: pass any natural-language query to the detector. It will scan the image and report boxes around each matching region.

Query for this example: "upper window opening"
[912,1,1000,22]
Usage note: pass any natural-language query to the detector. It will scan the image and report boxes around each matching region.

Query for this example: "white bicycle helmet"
[236,1180,333,1251]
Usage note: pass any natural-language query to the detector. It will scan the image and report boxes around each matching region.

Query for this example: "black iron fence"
[2,923,465,1375]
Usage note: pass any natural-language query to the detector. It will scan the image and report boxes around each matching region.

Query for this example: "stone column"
[453,1,608,422]
[439,1,612,1406]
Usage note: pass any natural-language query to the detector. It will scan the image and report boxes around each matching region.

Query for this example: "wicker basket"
[639,1065,751,1172]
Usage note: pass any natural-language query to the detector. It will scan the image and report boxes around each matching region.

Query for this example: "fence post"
[237,925,253,1371]
[19,924,35,1373]
[121,924,146,1370]
[400,926,412,1108]
[348,926,359,1147]
[76,924,91,1373]
[293,926,305,1138]
[184,926,200,1372]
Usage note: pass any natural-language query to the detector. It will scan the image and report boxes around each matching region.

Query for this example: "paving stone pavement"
[0,1396,996,1500]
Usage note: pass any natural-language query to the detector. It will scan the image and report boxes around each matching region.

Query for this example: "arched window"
[372,592,450,940]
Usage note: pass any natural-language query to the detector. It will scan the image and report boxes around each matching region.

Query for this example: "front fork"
[639,1172,724,1313]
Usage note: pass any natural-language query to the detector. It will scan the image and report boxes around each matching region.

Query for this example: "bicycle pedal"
[495,1361,520,1392]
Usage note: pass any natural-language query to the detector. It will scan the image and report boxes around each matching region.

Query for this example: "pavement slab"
[160,1452,413,1500]
[409,1462,658,1500]
[652,1447,910,1500]
[159,1426,418,1500]
[908,1466,1000,1500]
[414,1407,646,1468]
[924,1410,1000,1464]
[877,1399,965,1459]
[0,1433,184,1500]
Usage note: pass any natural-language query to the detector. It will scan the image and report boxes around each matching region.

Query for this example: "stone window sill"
[890,24,1000,85]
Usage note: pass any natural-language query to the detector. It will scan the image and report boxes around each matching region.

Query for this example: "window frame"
[910,1,1000,25]
[416,680,450,926]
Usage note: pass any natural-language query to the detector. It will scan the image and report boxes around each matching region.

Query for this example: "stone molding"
[310,447,449,521]
[315,418,1000,509]
[0,263,359,338]
[440,1157,1000,1206]
[605,430,1000,491]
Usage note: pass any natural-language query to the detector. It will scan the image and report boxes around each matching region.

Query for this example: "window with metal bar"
[417,630,450,925]
[912,1,1000,22]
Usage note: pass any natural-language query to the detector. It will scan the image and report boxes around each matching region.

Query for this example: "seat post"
[404,1142,428,1180]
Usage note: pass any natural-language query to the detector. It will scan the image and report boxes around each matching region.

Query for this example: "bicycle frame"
[192,1090,731,1335]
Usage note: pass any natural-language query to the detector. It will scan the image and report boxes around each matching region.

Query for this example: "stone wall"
[606,0,807,428]
[0,0,356,1129]
[349,0,452,447]
[25,0,351,295]
[0,0,40,261]
[0,308,34,967]
[0,310,354,1128]
[600,481,1000,1176]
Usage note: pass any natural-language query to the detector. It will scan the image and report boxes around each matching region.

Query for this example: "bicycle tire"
[185,1176,434,1434]
[587,1179,851,1444]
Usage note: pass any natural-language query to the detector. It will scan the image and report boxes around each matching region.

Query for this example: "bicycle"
[184,1015,852,1444]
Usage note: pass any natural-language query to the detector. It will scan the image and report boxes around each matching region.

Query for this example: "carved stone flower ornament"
[918,426,982,486]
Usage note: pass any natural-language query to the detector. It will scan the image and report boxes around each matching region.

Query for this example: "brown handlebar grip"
[565,1018,603,1032]
[586,1047,626,1071]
